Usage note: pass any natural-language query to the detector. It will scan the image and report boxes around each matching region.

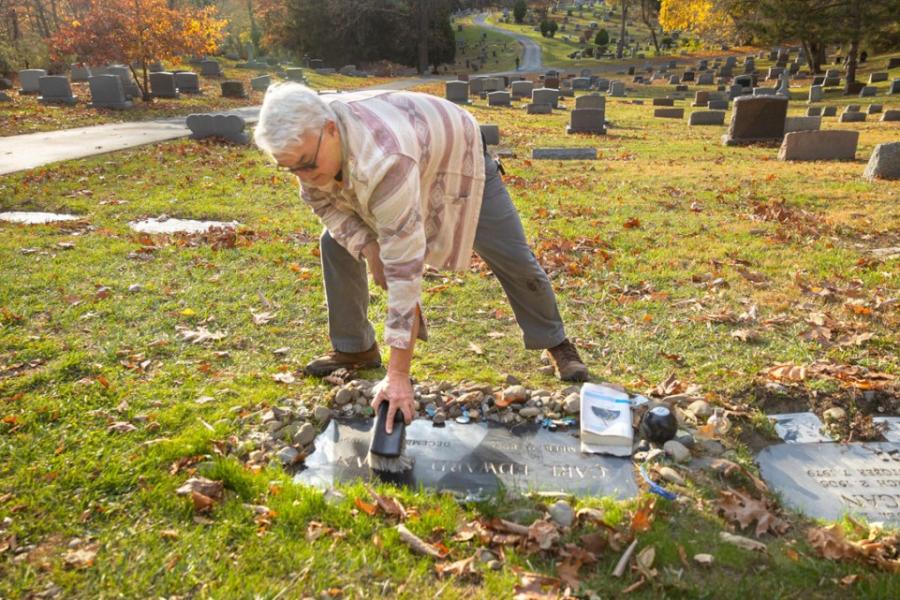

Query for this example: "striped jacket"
[300,90,486,349]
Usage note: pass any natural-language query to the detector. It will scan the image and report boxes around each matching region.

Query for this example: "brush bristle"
[366,451,414,473]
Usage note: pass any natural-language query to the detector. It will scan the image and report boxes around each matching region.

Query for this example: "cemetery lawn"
[0,64,397,137]
[454,15,520,74]
[1,73,899,598]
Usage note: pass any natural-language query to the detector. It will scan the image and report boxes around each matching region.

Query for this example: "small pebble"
[487,559,502,571]
[548,500,574,528]
[658,466,685,486]
[276,446,301,466]
[823,407,846,422]
[293,422,317,446]
[663,440,691,463]
[313,406,331,423]
[563,392,580,415]
[687,399,711,419]
[519,406,541,419]
[334,388,354,406]
[502,385,527,404]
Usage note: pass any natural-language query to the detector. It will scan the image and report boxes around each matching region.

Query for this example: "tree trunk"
[616,1,628,60]
[641,1,659,55]
[843,0,861,94]
[414,0,429,74]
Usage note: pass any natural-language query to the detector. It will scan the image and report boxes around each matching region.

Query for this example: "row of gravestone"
[11,69,273,109]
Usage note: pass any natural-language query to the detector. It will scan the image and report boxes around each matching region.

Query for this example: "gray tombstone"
[697,72,714,85]
[186,113,249,144]
[575,94,605,110]
[654,108,684,119]
[510,80,533,99]
[881,109,900,122]
[200,59,223,77]
[480,124,500,146]
[692,91,709,107]
[533,147,597,160]
[776,73,790,98]
[839,110,866,123]
[867,104,882,114]
[806,106,822,116]
[106,65,140,99]
[70,64,92,82]
[149,62,165,73]
[37,76,77,105]
[309,59,324,70]
[753,87,777,96]
[846,104,861,112]
[174,72,201,94]
[864,142,900,180]
[668,74,680,85]
[822,105,837,117]
[808,85,823,103]
[544,76,560,89]
[757,442,900,526]
[149,72,178,99]
[220,80,247,99]
[526,103,552,114]
[286,68,305,82]
[88,75,133,110]
[868,72,888,84]
[889,80,900,95]
[488,91,511,106]
[483,77,504,92]
[681,71,695,83]
[572,77,590,90]
[784,116,821,133]
[250,75,271,92]
[689,110,725,126]
[608,81,625,97]
[778,130,857,161]
[18,69,46,94]
[652,97,674,106]
[722,96,788,146]
[766,67,784,80]
[707,99,728,110]
[728,84,744,100]
[567,108,606,134]
[594,78,610,91]
[339,64,357,76]
[445,81,469,104]
[859,86,877,97]
[532,88,559,109]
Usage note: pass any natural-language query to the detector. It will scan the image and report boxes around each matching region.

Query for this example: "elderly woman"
[254,82,588,430]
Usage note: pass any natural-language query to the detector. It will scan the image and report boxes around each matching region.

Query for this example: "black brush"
[366,401,414,473]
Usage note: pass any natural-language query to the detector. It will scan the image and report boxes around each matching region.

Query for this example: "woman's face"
[275,119,342,187]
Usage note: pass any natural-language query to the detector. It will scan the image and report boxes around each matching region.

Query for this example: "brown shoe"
[545,339,590,382]
[304,343,382,377]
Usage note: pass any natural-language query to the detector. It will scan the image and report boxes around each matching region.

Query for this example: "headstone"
[864,142,900,180]
[480,124,500,146]
[594,78,610,92]
[285,68,305,82]
[70,64,92,82]
[18,69,46,94]
[526,103,552,114]
[488,91,511,106]
[722,96,787,146]
[767,67,784,80]
[890,80,900,95]
[149,72,178,99]
[697,72,714,85]
[544,76,560,89]
[220,80,247,99]
[681,71,695,83]
[445,81,469,104]
[689,110,726,126]
[778,130,858,161]
[250,75,271,92]
[808,85,823,103]
[37,76,77,106]
[309,59,324,70]
[567,108,606,134]
[575,94,605,110]
[882,109,900,122]
[839,111,866,123]
[174,72,201,94]
[757,442,900,527]
[806,106,822,117]
[0,92,10,102]
[707,99,729,110]
[469,77,486,94]
[867,104,882,114]
[654,108,684,119]
[199,59,223,77]
[296,420,638,498]
[339,64,357,76]
[784,116,821,133]
[149,62,164,73]
[888,57,900,69]
[532,88,559,109]
[668,74,680,85]
[608,81,625,97]
[88,75,133,110]
[510,80,533,99]
[532,147,597,160]
[103,66,138,98]
[692,91,709,107]
[868,72,888,84]
[753,87,777,97]
[728,84,744,100]
[186,113,249,144]
[572,77,591,90]
[652,98,674,106]
[776,73,791,98]
[822,106,837,117]
[859,86,877,98]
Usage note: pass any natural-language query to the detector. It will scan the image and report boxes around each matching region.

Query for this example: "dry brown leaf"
[710,459,769,494]
[763,363,806,382]
[556,558,582,592]
[272,372,295,384]
[251,310,276,325]
[175,477,223,500]
[63,544,98,569]
[468,342,484,355]
[175,325,226,344]
[528,519,560,551]
[513,570,560,599]
[191,491,215,513]
[635,545,657,579]
[736,266,767,284]
[694,553,714,566]
[306,521,334,541]
[579,531,607,555]
[434,555,478,579]
[366,485,407,520]
[354,497,377,516]
[716,488,789,537]
[107,421,136,433]
[731,329,760,343]
[630,497,656,534]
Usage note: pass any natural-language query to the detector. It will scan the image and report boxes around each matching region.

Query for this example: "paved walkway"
[473,13,543,72]
[0,78,431,175]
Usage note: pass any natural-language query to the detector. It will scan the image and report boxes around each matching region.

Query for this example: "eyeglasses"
[280,127,324,174]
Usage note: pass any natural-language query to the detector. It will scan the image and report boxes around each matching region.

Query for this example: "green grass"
[452,15,521,74]
[1,51,899,598]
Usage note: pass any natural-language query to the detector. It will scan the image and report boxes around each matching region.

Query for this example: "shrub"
[539,19,558,38]
[594,28,609,46]
[513,0,527,24]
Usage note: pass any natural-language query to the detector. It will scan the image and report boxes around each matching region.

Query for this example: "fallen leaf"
[694,553,714,566]
[513,570,560,599]
[556,558,581,591]
[623,217,641,229]
[366,485,407,519]
[176,326,226,344]
[763,363,806,382]
[717,488,789,537]
[468,342,484,355]
[719,531,767,552]
[579,531,607,554]
[635,545,657,579]
[630,497,656,534]
[434,555,478,579]
[730,329,760,343]
[306,521,334,541]
[251,310,277,325]
[840,574,859,587]
[272,372,295,384]
[175,477,223,500]
[63,544,98,569]
[191,491,215,513]
[354,497,377,516]
[107,421,136,433]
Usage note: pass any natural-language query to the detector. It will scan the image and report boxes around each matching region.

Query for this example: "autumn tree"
[50,0,225,101]
[658,0,739,44]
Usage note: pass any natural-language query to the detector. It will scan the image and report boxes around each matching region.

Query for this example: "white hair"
[253,81,336,161]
